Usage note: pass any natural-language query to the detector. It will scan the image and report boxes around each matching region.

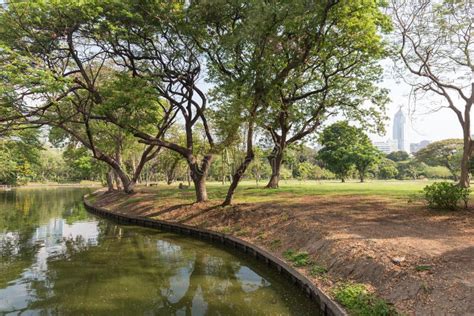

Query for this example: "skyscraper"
[393,108,406,151]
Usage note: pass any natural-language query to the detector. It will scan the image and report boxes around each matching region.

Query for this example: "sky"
[368,63,465,145]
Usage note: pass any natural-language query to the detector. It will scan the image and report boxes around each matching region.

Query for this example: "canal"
[0,188,320,315]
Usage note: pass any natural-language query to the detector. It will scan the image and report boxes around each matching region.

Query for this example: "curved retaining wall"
[83,195,347,316]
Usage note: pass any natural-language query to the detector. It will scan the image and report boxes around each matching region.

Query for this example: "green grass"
[310,264,328,277]
[140,180,437,205]
[283,249,312,267]
[332,282,398,316]
[415,265,432,272]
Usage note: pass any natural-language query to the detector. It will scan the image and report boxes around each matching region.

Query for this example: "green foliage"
[396,160,425,180]
[279,166,293,181]
[422,166,452,179]
[386,151,409,162]
[283,249,311,267]
[310,264,328,277]
[415,265,432,272]
[318,122,382,182]
[0,130,42,185]
[423,182,470,210]
[192,0,390,192]
[415,139,463,180]
[332,282,397,316]
[376,158,399,179]
[63,147,104,182]
[98,74,164,129]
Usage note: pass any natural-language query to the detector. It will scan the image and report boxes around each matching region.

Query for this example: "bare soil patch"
[92,189,474,315]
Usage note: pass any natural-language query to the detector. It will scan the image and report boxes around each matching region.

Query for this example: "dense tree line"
[0,124,461,186]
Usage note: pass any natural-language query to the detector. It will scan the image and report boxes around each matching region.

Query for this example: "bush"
[423,182,470,210]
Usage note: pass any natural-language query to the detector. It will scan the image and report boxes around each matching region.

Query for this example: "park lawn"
[140,179,437,205]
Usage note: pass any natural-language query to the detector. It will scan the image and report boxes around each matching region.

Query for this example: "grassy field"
[143,179,443,204]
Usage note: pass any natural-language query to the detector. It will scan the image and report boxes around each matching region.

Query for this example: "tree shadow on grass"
[177,205,221,224]
[146,203,195,218]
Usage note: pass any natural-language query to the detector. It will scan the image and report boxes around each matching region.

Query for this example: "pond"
[0,188,320,315]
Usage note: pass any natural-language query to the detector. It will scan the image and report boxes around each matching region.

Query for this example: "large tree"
[0,0,164,193]
[391,0,473,187]
[191,0,390,205]
[318,121,381,182]
[260,0,390,188]
[415,139,463,181]
[88,1,222,202]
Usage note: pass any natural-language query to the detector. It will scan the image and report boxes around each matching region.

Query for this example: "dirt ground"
[92,189,474,315]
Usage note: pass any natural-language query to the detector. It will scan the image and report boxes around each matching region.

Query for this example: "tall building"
[393,108,406,151]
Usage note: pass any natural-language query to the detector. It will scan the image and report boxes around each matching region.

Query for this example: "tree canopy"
[415,139,463,181]
[318,122,382,182]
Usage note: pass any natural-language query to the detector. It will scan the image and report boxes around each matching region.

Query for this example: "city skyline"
[369,66,466,144]
[373,109,431,154]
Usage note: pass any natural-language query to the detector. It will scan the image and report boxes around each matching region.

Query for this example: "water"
[0,188,320,315]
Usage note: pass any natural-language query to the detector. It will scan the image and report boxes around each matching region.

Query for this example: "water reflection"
[0,188,319,315]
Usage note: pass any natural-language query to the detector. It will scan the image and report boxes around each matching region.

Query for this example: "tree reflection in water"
[0,188,319,315]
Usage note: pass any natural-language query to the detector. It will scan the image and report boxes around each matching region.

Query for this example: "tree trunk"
[223,121,256,206]
[221,151,226,185]
[459,137,472,188]
[192,174,208,202]
[113,171,122,190]
[223,152,255,206]
[106,169,115,192]
[341,178,345,183]
[114,167,134,193]
[265,145,284,189]
[189,155,212,203]
[359,168,365,182]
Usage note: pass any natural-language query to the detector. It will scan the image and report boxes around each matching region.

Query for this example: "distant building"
[373,140,399,154]
[393,108,406,151]
[410,140,430,154]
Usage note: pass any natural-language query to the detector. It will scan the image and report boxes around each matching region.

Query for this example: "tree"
[318,122,381,182]
[0,129,41,185]
[386,151,409,162]
[34,148,67,183]
[391,0,473,187]
[415,139,463,181]
[353,141,383,182]
[396,159,425,180]
[0,1,163,193]
[377,158,399,179]
[191,0,390,204]
[260,0,390,188]
[84,1,225,202]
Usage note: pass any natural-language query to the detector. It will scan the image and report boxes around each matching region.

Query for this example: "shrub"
[283,249,311,267]
[332,282,397,316]
[423,182,470,210]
